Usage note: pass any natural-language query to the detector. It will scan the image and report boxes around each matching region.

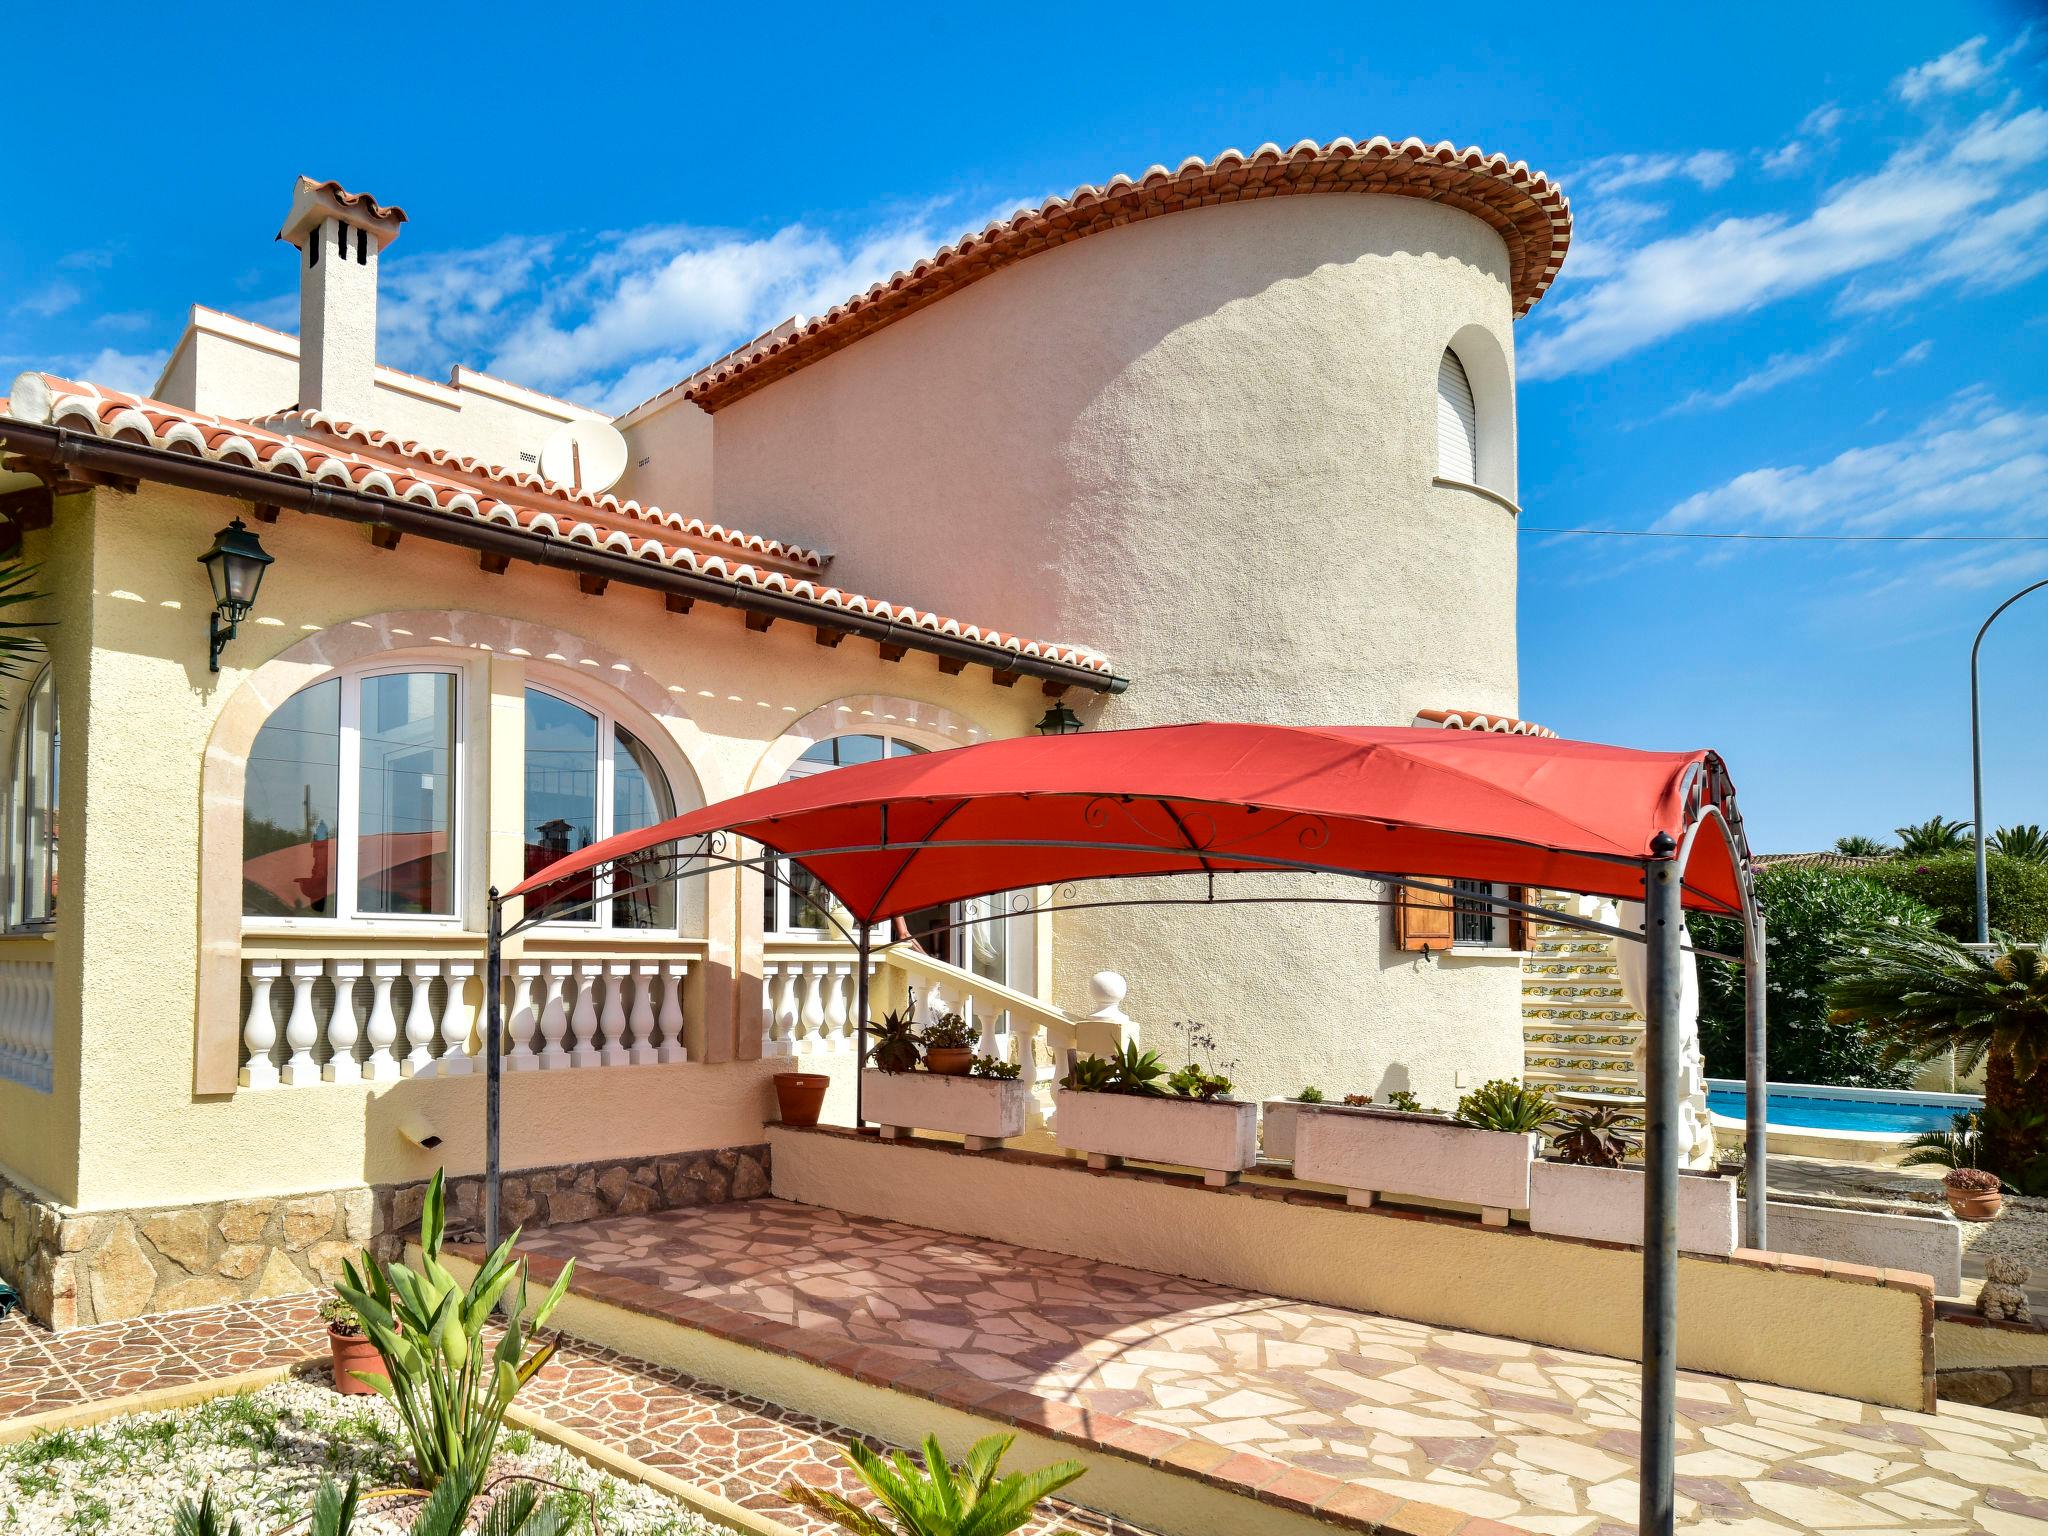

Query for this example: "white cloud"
[1761,141,1808,175]
[61,347,167,394]
[1524,105,2048,380]
[1658,337,1850,414]
[1801,103,1847,138]
[13,280,81,319]
[1875,339,1933,375]
[1656,389,2048,549]
[1894,34,2028,104]
[1577,150,1736,197]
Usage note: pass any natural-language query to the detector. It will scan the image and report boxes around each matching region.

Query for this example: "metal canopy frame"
[482,803,1766,1536]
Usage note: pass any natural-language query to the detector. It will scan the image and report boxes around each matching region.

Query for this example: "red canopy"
[510,723,1751,922]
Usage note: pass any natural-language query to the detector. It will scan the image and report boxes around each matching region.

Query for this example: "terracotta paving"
[0,1297,1145,1536]
[518,1199,2048,1535]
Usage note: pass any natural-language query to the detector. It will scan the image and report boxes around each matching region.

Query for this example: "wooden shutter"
[1436,349,1478,482]
[1396,881,1456,951]
[1507,885,1530,951]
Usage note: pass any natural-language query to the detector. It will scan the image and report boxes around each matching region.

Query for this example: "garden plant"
[783,1432,1084,1536]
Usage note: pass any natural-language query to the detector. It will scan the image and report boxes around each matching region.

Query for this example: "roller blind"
[1436,348,1478,483]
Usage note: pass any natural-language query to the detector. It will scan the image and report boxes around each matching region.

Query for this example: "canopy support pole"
[484,887,504,1254]
[1639,837,1682,1536]
[1743,906,1768,1249]
[855,926,872,1128]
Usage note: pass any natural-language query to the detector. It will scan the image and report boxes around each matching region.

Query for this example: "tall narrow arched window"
[6,665,58,929]
[1436,348,1478,483]
[522,686,677,929]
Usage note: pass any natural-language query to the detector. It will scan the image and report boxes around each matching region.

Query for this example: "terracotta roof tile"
[628,136,1572,417]
[1414,707,1559,739]
[3,372,1115,679]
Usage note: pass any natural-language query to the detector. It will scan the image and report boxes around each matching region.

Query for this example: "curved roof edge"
[624,136,1572,421]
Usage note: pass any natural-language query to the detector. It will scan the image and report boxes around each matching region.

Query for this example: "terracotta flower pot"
[1946,1186,2003,1222]
[923,1047,974,1077]
[328,1326,382,1395]
[774,1071,830,1126]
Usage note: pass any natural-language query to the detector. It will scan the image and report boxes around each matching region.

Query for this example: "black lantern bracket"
[197,516,274,673]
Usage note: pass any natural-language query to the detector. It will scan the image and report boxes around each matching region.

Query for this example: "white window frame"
[1451,878,1511,950]
[242,663,466,929]
[5,663,58,933]
[524,682,680,933]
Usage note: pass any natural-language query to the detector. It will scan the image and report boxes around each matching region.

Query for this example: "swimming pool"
[1704,1081,1980,1136]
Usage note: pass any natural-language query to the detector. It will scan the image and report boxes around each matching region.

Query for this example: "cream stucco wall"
[613,395,713,526]
[699,193,1526,1104]
[32,479,1044,1213]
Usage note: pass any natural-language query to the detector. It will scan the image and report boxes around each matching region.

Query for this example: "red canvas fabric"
[511,723,1749,921]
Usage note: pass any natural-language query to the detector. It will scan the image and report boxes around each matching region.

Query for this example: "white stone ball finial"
[1086,971,1130,1022]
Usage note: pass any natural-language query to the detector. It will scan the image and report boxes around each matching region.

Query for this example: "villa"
[0,140,2042,1536]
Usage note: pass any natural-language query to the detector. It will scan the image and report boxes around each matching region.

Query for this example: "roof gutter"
[0,419,1128,694]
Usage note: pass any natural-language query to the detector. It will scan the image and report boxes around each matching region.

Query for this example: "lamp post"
[197,517,275,672]
[1971,579,2048,943]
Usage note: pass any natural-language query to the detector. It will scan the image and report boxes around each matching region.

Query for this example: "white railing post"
[826,961,852,1053]
[659,960,690,1063]
[538,963,572,1069]
[437,961,474,1075]
[364,962,403,1081]
[403,960,440,1076]
[801,963,828,1055]
[601,962,633,1067]
[508,963,542,1071]
[325,960,364,1083]
[629,962,661,1065]
[281,961,324,1086]
[241,961,281,1089]
[571,962,604,1068]
[27,964,51,1092]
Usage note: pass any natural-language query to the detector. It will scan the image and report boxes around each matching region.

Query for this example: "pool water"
[1705,1087,1971,1135]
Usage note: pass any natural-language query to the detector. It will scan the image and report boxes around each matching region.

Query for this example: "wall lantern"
[1035,701,1084,736]
[197,517,274,672]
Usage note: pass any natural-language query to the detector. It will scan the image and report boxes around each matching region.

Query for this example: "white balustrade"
[762,951,871,1058]
[235,945,702,1088]
[0,957,55,1093]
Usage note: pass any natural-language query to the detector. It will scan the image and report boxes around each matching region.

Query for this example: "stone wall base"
[0,1143,770,1332]
[1938,1365,2048,1417]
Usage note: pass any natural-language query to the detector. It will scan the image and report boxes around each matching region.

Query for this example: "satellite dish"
[539,419,629,495]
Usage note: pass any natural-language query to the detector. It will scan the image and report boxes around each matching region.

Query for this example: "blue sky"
[4,1,2045,852]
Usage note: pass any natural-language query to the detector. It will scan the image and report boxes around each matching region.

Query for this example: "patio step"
[441,1241,1523,1536]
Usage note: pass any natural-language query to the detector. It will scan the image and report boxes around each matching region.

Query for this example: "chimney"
[276,178,407,422]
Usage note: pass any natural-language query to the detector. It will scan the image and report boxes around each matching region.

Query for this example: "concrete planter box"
[1745,1195,1963,1297]
[1294,1108,1534,1225]
[864,1070,1031,1150]
[1054,1090,1258,1186]
[1260,1098,1324,1161]
[1529,1161,1738,1256]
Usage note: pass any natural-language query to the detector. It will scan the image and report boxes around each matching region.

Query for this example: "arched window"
[1436,348,1479,483]
[6,665,58,929]
[763,731,1020,990]
[242,667,460,920]
[522,686,677,929]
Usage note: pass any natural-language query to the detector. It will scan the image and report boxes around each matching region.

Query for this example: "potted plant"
[1294,1077,1541,1225]
[773,1070,831,1126]
[1944,1166,2004,1221]
[319,1295,380,1396]
[1054,1040,1257,1185]
[866,1008,923,1073]
[1527,1102,1739,1256]
[920,1012,976,1076]
[864,1049,1033,1150]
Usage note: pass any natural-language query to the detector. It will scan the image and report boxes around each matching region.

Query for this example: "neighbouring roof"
[626,136,1573,419]
[2,372,1117,680]
[1414,707,1559,739]
[1753,852,1890,872]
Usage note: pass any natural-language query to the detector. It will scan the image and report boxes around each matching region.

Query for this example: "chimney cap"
[277,176,407,252]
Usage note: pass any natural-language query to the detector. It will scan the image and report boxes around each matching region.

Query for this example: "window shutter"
[1436,349,1477,482]
[1395,881,1456,951]
[1507,885,1529,951]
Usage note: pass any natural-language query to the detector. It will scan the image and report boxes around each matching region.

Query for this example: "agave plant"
[1454,1078,1554,1133]
[178,1475,576,1536]
[1546,1102,1644,1167]
[1105,1040,1169,1096]
[1992,824,2048,864]
[784,1432,1085,1536]
[1893,816,1973,858]
[333,1170,573,1523]
[867,1008,923,1073]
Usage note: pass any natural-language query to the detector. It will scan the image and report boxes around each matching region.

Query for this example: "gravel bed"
[0,1372,734,1536]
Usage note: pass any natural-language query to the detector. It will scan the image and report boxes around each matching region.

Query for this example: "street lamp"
[197,517,275,672]
[1035,701,1084,735]
[1970,577,2048,942]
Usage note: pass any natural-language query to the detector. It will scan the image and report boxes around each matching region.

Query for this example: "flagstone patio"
[515,1198,2048,1535]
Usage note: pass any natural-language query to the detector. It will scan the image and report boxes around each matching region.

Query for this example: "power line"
[1519,526,2048,543]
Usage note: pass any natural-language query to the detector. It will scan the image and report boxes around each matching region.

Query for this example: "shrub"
[1945,1167,2000,1193]
[1167,1064,1233,1101]
[1695,866,1934,1086]
[866,1009,922,1073]
[785,1432,1084,1536]
[921,1012,976,1052]
[1295,1085,1325,1104]
[1860,849,2048,942]
[1379,1090,1426,1113]
[1454,1079,1553,1133]
[317,1296,361,1337]
[969,1054,1020,1080]
[334,1170,572,1523]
